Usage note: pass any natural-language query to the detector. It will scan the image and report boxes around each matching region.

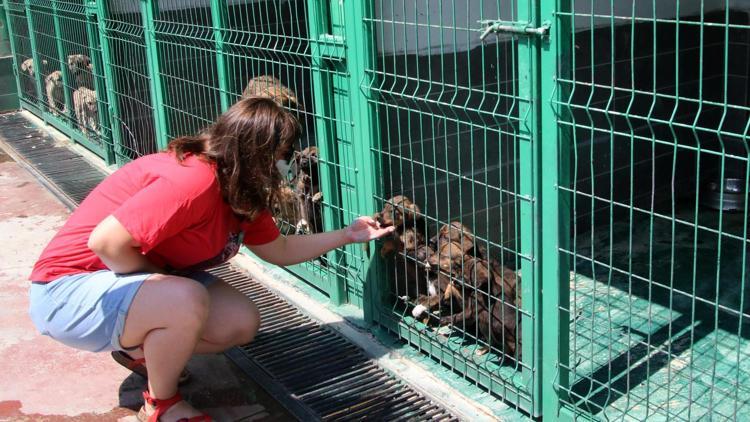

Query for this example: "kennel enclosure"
[4,0,750,419]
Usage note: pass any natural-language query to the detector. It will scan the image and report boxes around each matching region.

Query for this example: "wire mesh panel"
[152,1,221,139]
[552,0,750,419]
[364,0,538,412]
[8,1,111,159]
[217,0,366,302]
[221,0,318,230]
[27,2,60,113]
[102,1,158,162]
[5,5,40,107]
[55,0,110,157]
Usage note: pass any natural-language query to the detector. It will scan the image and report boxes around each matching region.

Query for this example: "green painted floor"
[567,207,750,420]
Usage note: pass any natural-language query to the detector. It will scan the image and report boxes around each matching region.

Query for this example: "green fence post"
[94,0,125,166]
[85,1,114,165]
[141,0,169,149]
[516,0,543,416]
[307,0,347,305]
[209,0,230,112]
[343,0,380,320]
[24,0,46,117]
[2,2,23,105]
[50,0,73,120]
[540,0,571,418]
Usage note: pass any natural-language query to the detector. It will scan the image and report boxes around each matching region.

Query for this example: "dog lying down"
[376,195,522,359]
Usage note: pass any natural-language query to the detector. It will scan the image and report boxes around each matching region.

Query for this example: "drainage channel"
[0,113,107,209]
[0,112,461,421]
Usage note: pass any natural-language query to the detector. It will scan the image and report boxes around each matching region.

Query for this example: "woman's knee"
[237,301,261,345]
[206,299,260,346]
[147,274,211,327]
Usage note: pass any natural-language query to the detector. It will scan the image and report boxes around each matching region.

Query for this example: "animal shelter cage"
[3,0,750,419]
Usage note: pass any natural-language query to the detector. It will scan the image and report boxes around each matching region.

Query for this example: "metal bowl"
[701,177,748,212]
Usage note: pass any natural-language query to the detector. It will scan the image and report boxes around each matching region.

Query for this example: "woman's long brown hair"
[167,97,301,220]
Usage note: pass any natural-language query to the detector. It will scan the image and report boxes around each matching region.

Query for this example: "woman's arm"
[248,216,394,266]
[88,215,163,274]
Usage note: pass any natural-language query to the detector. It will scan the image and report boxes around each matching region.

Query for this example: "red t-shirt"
[30,152,280,282]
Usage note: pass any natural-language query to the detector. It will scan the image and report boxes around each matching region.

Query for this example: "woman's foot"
[138,397,206,422]
[112,350,191,385]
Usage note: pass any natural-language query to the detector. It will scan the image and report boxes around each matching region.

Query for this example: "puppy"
[441,259,522,360]
[68,54,94,89]
[45,71,65,116]
[73,87,98,135]
[242,75,299,109]
[291,146,322,234]
[20,58,48,77]
[20,58,35,76]
[272,184,300,235]
[376,196,432,303]
[429,221,487,260]
[20,58,42,99]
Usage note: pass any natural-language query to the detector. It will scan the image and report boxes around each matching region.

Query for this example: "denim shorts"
[28,270,218,353]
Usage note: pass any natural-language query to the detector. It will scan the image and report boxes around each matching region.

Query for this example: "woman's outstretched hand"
[345,216,396,243]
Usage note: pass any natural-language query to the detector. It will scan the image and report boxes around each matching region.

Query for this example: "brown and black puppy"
[412,223,478,319]
[375,195,422,256]
[440,260,522,360]
[68,54,93,89]
[242,75,299,109]
[429,221,488,260]
[272,184,301,235]
[376,196,432,302]
[44,71,65,116]
[291,146,322,234]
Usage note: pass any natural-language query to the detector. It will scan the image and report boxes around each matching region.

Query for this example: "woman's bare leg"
[119,274,209,421]
[118,276,260,421]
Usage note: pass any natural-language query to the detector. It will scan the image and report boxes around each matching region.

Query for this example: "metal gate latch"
[479,20,551,40]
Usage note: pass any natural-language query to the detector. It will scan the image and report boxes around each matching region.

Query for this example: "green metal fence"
[4,0,750,419]
[549,1,750,419]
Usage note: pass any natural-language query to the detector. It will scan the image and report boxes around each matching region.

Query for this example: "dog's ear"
[402,200,421,222]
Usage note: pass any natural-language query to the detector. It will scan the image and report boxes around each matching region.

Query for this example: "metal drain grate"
[213,265,460,422]
[0,113,107,208]
[0,112,460,421]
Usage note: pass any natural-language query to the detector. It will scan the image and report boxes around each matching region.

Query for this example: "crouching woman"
[28,97,394,421]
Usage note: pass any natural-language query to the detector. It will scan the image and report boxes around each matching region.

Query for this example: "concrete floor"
[0,148,293,421]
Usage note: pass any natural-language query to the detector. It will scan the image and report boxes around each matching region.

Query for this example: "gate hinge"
[478,20,551,41]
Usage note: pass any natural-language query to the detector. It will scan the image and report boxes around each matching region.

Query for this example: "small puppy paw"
[295,219,310,234]
[411,304,428,318]
[475,346,490,356]
[312,192,323,203]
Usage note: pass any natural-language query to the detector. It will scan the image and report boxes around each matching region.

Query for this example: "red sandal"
[138,390,212,422]
[111,351,191,385]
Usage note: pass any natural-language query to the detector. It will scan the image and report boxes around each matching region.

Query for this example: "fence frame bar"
[539,0,572,418]
[24,0,47,119]
[140,0,168,149]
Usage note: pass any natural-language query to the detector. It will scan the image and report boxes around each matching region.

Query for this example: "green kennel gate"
[4,0,750,419]
[4,0,113,162]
